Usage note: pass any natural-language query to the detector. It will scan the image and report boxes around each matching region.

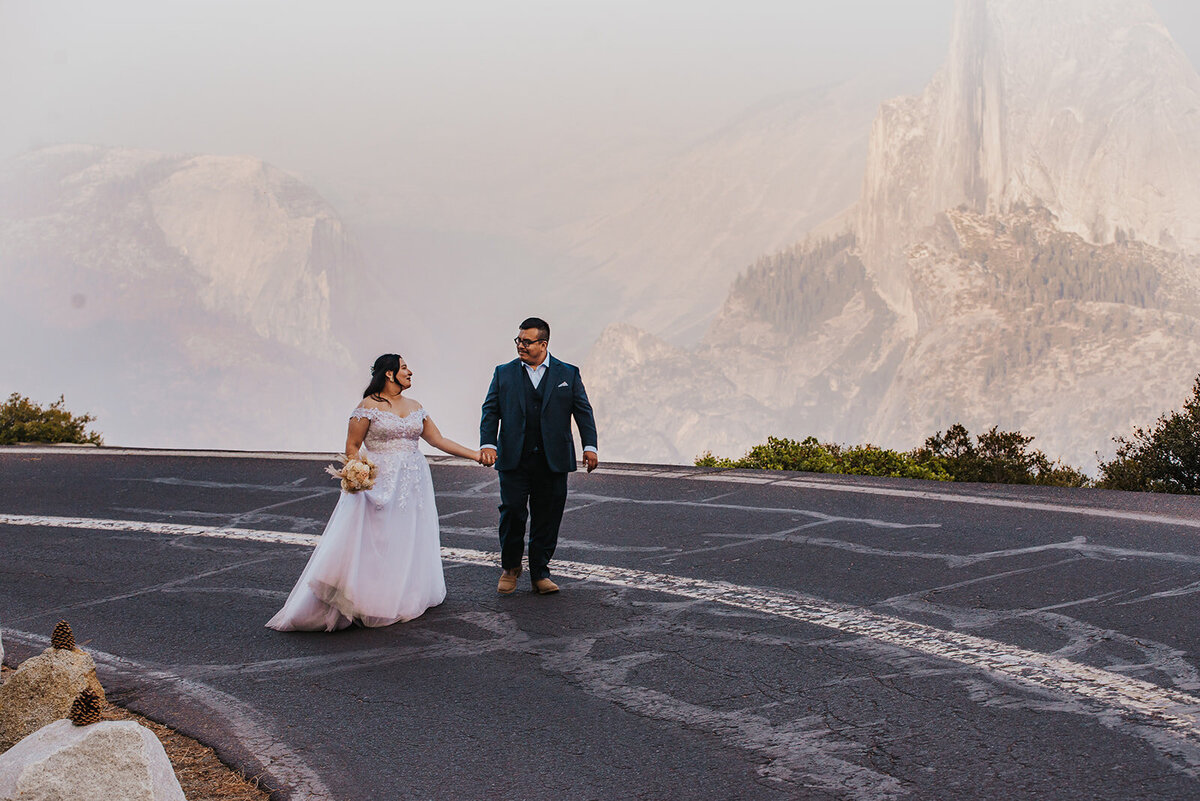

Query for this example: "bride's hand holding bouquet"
[325,454,379,493]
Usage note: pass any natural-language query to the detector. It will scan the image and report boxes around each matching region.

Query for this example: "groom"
[479,317,599,595]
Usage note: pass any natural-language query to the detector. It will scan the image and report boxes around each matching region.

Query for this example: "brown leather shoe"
[497,568,521,595]
[532,577,559,595]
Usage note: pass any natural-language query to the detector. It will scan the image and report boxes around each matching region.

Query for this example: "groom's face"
[515,328,548,365]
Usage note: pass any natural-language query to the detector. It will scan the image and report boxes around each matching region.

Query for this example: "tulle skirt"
[266,452,446,631]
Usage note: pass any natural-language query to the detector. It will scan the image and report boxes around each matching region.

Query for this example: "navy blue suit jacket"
[480,356,598,473]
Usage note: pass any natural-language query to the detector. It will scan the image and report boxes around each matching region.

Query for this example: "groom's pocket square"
[557,381,569,387]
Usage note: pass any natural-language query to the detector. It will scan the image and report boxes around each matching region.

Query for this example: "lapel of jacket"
[542,357,562,406]
[512,359,528,416]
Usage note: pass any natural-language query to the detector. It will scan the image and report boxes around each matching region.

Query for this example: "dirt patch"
[1,663,270,801]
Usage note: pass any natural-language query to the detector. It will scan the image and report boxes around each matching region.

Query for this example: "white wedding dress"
[266,407,446,631]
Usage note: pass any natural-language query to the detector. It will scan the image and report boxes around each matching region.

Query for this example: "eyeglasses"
[514,337,547,347]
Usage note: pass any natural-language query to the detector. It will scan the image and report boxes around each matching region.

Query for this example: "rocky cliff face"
[589,234,909,464]
[871,207,1200,464]
[858,0,1200,318]
[591,207,1200,468]
[0,145,367,449]
[559,78,901,344]
[587,0,1200,469]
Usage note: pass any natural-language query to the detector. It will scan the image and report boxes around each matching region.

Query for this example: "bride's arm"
[421,416,482,462]
[345,416,370,460]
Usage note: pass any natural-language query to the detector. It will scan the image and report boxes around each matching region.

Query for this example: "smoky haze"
[2,2,952,200]
[2,1,1200,458]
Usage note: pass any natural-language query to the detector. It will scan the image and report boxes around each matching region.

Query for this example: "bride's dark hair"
[363,354,402,404]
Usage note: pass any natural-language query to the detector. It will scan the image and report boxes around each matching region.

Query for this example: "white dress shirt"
[524,357,549,389]
[482,354,597,454]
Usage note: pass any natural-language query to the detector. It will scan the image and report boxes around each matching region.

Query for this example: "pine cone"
[51,620,75,651]
[69,689,103,726]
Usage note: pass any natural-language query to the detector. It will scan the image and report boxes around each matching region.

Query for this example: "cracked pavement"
[2,449,1200,799]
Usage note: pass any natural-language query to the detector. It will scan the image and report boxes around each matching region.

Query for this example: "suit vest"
[521,365,547,457]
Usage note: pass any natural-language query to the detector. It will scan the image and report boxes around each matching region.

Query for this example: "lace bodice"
[349,406,429,509]
[351,406,427,454]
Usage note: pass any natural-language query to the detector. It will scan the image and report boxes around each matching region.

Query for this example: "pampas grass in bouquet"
[326,455,379,492]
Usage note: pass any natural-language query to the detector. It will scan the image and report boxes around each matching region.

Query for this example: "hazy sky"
[1,1,954,223]
[4,1,1200,228]
[3,0,1199,227]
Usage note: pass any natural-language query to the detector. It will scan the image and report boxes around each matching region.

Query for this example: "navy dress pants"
[498,452,569,581]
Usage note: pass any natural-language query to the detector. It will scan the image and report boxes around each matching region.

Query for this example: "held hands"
[480,447,497,467]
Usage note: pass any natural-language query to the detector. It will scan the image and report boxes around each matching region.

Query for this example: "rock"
[0,648,106,752]
[0,719,185,801]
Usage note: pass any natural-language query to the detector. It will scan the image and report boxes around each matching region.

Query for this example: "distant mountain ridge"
[2,144,353,356]
[0,144,369,449]
[556,77,910,344]
[587,0,1200,468]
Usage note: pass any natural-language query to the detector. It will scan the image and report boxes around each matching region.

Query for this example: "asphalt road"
[3,447,1200,800]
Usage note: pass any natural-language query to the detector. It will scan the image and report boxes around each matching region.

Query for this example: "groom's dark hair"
[520,317,550,342]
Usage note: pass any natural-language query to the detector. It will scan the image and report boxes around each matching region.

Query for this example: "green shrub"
[741,436,838,473]
[694,451,738,469]
[1097,375,1200,494]
[0,393,103,446]
[914,423,1090,487]
[695,435,951,481]
[832,442,950,481]
[697,426,1088,486]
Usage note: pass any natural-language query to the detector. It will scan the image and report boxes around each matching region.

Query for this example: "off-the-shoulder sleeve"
[350,407,375,422]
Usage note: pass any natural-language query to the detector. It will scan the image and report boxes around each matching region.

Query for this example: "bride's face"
[390,360,413,389]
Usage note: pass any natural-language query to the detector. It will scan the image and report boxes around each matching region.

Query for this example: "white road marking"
[689,474,777,484]
[591,468,664,477]
[0,513,317,545]
[5,512,1200,743]
[769,477,1200,529]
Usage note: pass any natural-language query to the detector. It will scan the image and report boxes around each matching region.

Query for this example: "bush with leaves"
[913,424,1089,487]
[697,436,951,481]
[1097,375,1200,494]
[698,426,1089,487]
[0,393,103,446]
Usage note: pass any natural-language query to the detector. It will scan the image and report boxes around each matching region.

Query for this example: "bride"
[267,353,481,632]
